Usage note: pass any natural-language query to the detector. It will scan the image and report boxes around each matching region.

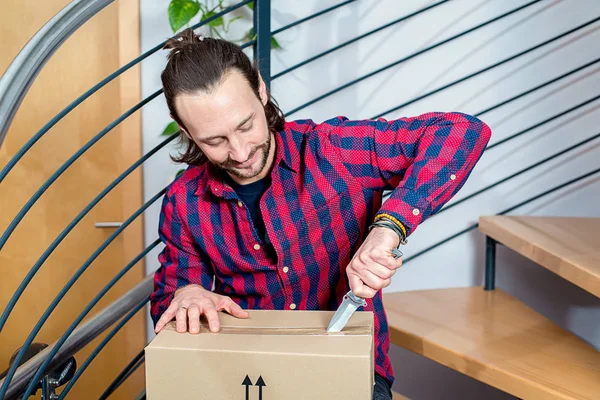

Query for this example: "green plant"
[167,0,280,47]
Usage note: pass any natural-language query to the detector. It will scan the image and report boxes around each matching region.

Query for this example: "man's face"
[174,71,275,184]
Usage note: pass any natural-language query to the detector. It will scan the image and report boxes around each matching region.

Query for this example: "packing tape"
[163,321,371,336]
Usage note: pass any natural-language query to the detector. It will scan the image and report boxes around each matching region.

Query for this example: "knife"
[326,248,403,333]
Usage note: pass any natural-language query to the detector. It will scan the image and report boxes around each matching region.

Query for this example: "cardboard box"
[145,310,374,399]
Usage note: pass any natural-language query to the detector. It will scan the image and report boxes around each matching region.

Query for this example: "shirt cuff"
[375,187,432,238]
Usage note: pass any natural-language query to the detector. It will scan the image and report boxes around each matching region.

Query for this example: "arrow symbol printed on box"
[242,375,253,400]
[256,376,266,400]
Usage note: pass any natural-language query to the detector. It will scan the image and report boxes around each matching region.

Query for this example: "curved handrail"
[403,165,600,264]
[272,0,450,80]
[0,189,166,398]
[370,17,600,119]
[0,0,252,183]
[0,275,153,400]
[0,0,113,148]
[284,0,542,116]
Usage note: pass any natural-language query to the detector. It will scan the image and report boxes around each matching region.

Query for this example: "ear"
[258,73,268,106]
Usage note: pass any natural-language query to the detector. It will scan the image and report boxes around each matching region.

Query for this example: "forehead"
[174,71,257,138]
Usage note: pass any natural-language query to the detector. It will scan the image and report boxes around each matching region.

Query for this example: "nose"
[228,137,251,163]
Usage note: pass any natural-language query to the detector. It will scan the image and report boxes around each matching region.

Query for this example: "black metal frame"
[1,0,599,397]
[485,237,497,291]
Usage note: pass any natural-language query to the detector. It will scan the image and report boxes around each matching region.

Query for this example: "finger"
[355,266,386,291]
[348,271,378,299]
[381,278,392,289]
[353,280,377,299]
[347,271,364,295]
[394,255,403,269]
[155,304,179,333]
[175,306,188,333]
[219,298,249,319]
[364,262,395,280]
[187,304,201,334]
[201,302,220,333]
[371,249,402,270]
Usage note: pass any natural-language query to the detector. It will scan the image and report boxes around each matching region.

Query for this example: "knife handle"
[391,248,403,258]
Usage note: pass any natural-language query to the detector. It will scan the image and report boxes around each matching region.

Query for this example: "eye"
[240,123,253,132]
[204,138,225,147]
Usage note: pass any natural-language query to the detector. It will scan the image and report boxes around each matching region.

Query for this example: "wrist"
[373,214,407,240]
[369,216,407,245]
[370,226,401,247]
[175,284,207,297]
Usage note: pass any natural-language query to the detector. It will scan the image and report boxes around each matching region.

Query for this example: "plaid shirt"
[150,112,491,383]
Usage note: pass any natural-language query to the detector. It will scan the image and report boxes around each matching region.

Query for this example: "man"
[150,28,491,399]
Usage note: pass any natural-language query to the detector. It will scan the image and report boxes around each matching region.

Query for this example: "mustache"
[220,144,265,168]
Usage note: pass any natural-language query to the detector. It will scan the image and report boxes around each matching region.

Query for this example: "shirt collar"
[274,125,301,173]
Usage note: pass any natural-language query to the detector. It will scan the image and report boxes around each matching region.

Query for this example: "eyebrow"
[201,112,255,142]
[236,112,255,130]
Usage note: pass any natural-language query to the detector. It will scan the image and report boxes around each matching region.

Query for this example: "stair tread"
[479,216,600,298]
[392,391,409,399]
[383,287,600,400]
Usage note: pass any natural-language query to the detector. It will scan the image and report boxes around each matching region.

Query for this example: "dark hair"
[161,28,286,165]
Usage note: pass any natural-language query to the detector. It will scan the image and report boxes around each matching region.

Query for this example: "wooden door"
[0,1,145,398]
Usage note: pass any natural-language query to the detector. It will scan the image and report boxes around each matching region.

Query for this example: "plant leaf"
[161,121,180,136]
[169,0,201,32]
[271,36,281,49]
[247,27,257,41]
[246,27,281,49]
[203,10,224,28]
[247,1,254,10]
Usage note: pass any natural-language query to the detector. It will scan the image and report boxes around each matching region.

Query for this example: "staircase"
[384,216,600,399]
[2,1,599,399]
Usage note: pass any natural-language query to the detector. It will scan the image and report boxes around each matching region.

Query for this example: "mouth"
[234,151,257,169]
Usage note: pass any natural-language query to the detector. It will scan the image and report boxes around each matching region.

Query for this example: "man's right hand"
[154,284,249,334]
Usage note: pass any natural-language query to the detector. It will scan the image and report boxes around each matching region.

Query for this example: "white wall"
[140,1,600,398]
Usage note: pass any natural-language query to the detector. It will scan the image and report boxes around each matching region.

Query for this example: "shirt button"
[237,201,243,207]
[253,244,261,250]
[283,266,289,273]
[290,303,297,310]
[450,174,456,180]
[412,208,420,216]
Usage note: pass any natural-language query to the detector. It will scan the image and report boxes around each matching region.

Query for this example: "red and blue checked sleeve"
[150,190,214,325]
[326,112,491,237]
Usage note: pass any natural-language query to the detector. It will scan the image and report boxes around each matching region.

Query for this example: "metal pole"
[0,275,153,400]
[484,236,496,290]
[254,0,271,89]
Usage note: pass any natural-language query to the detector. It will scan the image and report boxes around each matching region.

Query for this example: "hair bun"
[164,28,204,52]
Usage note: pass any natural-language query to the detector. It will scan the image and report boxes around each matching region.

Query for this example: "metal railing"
[1,0,598,398]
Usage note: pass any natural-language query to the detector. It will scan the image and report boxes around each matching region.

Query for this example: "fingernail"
[211,326,218,332]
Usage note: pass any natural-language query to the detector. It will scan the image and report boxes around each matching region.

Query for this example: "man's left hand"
[346,227,403,298]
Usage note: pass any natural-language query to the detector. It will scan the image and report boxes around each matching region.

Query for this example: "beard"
[217,132,272,180]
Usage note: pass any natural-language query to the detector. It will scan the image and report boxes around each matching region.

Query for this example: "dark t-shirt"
[227,176,273,252]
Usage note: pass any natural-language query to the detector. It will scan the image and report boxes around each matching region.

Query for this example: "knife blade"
[326,247,403,333]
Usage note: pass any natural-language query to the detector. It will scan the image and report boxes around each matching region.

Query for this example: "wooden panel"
[0,1,145,399]
[384,287,600,400]
[479,216,600,298]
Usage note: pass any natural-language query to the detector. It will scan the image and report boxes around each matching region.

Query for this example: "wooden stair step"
[392,391,409,399]
[383,287,600,400]
[479,216,600,297]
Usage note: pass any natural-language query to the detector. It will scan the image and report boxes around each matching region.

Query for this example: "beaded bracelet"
[368,218,408,246]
